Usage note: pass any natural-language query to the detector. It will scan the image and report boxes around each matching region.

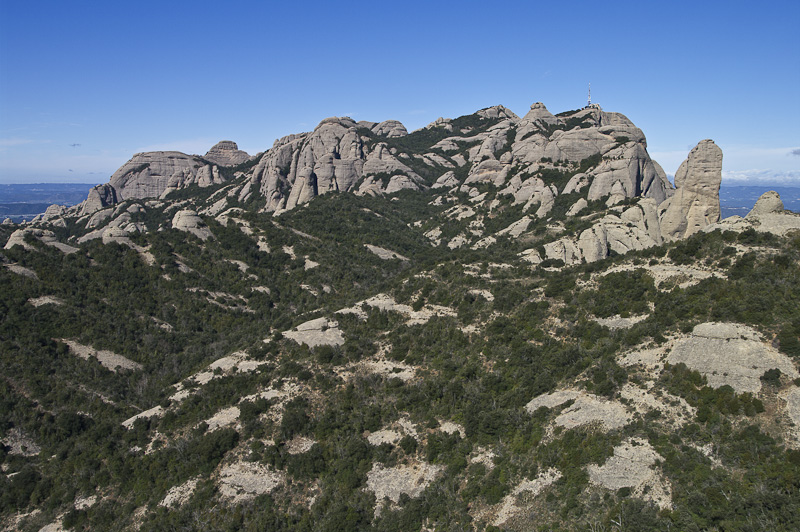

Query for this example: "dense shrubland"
[2,174,800,531]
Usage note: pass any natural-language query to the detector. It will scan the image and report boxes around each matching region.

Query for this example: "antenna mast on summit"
[587,83,591,107]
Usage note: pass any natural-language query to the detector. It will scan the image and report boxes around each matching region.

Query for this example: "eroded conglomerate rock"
[747,190,784,217]
[666,322,799,393]
[521,139,722,266]
[705,191,800,236]
[203,140,251,167]
[366,462,444,515]
[112,151,225,201]
[171,210,213,240]
[525,390,631,431]
[587,438,672,510]
[283,317,345,348]
[659,139,722,241]
[243,116,422,212]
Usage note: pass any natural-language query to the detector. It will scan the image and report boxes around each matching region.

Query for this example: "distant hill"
[0,183,97,222]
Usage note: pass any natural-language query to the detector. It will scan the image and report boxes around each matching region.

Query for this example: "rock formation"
[203,141,251,167]
[241,116,423,212]
[747,190,784,218]
[527,139,723,266]
[171,209,213,240]
[703,190,800,236]
[658,139,722,241]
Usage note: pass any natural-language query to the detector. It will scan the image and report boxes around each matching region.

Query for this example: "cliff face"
[659,139,723,241]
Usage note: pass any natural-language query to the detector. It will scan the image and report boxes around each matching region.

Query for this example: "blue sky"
[1,0,798,185]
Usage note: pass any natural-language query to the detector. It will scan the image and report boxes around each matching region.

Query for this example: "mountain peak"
[204,140,251,167]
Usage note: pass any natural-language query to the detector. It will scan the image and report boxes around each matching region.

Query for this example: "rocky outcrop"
[4,227,79,254]
[527,140,721,266]
[171,210,213,240]
[747,190,784,218]
[370,120,408,138]
[704,191,800,236]
[658,139,722,241]
[666,322,799,393]
[244,116,424,213]
[79,184,119,216]
[203,141,251,167]
[74,149,230,215]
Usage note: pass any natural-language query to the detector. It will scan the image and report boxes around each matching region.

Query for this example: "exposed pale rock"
[477,105,519,120]
[659,140,722,240]
[525,390,581,412]
[566,198,588,216]
[365,244,409,261]
[203,141,250,167]
[432,171,460,189]
[4,263,38,278]
[60,339,142,372]
[159,478,199,508]
[543,238,582,265]
[620,383,696,428]
[1,427,41,457]
[32,204,67,222]
[28,296,64,307]
[122,406,165,429]
[203,406,241,431]
[447,234,469,249]
[4,227,79,254]
[666,322,799,393]
[367,429,404,446]
[554,394,631,431]
[541,199,664,265]
[171,210,213,240]
[593,314,649,329]
[366,462,444,513]
[79,184,119,216]
[439,421,466,438]
[519,248,542,264]
[587,142,671,203]
[286,436,316,455]
[781,387,800,446]
[465,159,509,186]
[100,151,224,205]
[218,462,283,504]
[336,293,456,326]
[371,120,408,138]
[526,390,631,431]
[587,438,672,510]
[467,289,494,302]
[356,358,416,382]
[283,317,345,348]
[493,468,562,527]
[747,190,784,217]
[563,172,590,194]
[522,102,559,128]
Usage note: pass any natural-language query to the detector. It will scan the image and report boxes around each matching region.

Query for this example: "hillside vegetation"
[2,104,800,531]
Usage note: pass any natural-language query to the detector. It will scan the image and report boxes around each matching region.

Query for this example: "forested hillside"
[2,105,800,531]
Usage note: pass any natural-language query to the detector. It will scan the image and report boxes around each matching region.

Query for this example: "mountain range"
[2,102,800,531]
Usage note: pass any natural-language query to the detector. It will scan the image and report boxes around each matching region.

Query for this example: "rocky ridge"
[24,101,725,261]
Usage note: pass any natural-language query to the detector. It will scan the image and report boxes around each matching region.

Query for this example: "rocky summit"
[2,101,800,532]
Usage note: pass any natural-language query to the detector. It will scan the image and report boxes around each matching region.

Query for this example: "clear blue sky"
[1,0,798,185]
